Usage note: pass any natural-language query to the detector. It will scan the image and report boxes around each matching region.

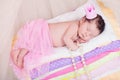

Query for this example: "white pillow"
[46,0,117,58]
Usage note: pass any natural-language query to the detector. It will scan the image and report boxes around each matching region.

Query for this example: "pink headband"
[85,4,97,19]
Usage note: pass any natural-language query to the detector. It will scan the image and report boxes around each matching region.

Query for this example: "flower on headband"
[85,4,97,19]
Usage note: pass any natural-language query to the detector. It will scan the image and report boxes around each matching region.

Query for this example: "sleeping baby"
[10,5,105,71]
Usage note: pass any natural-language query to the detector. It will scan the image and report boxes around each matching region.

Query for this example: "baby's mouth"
[79,36,87,43]
[79,36,85,41]
[77,33,87,43]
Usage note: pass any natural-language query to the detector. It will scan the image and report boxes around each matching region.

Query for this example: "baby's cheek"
[86,35,93,40]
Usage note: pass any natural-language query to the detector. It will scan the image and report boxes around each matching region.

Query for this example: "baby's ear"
[80,16,86,23]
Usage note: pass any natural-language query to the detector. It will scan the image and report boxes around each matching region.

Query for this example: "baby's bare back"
[48,20,78,47]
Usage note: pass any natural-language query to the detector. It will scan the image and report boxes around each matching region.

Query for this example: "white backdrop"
[0,0,87,80]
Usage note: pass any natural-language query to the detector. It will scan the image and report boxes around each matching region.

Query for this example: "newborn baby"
[49,14,105,50]
[10,5,105,69]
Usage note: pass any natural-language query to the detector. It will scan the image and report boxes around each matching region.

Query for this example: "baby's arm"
[63,23,79,50]
[11,48,28,68]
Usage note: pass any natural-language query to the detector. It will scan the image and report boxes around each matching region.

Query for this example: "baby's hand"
[70,45,79,51]
[64,38,79,51]
[11,48,29,69]
[75,39,80,45]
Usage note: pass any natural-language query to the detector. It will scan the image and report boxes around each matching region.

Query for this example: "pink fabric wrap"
[10,19,53,80]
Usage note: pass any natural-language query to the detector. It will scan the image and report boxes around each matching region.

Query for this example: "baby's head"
[78,14,105,43]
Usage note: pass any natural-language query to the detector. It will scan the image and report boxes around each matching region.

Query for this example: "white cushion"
[45,0,117,60]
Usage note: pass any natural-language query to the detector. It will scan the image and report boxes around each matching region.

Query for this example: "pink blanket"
[11,19,53,80]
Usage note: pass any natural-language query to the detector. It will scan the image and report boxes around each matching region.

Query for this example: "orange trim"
[97,0,120,39]
[11,35,17,48]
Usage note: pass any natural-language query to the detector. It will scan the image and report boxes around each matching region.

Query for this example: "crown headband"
[85,4,97,19]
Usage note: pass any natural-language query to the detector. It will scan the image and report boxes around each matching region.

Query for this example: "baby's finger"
[17,49,28,68]
[76,40,80,46]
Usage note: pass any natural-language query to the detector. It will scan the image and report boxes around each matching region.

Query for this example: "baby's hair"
[85,14,105,34]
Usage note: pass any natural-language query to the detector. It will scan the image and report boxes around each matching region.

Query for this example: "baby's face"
[78,21,100,43]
